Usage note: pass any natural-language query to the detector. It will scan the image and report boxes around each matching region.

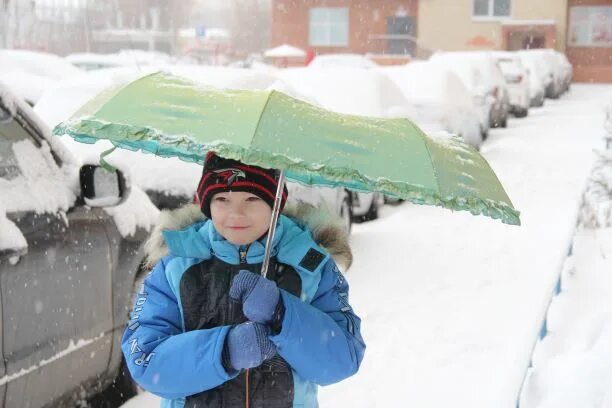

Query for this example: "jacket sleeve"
[270,259,366,385]
[121,257,237,399]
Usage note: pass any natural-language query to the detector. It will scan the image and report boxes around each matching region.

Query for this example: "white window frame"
[309,7,349,47]
[472,0,512,21]
[569,6,612,47]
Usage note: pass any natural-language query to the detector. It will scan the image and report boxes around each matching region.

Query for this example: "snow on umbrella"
[53,73,520,272]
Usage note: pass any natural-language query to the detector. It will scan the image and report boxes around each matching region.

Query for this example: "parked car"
[554,51,573,94]
[0,49,85,105]
[66,49,173,71]
[519,49,562,99]
[516,51,547,107]
[429,53,489,138]
[380,61,483,148]
[0,83,148,407]
[491,51,530,117]
[308,53,378,69]
[431,51,510,130]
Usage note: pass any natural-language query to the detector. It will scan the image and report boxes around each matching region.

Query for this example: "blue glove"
[229,270,280,324]
[222,321,276,371]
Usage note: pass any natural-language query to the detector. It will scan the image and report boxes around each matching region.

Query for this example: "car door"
[0,102,114,407]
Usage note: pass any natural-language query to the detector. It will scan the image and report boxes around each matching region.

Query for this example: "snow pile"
[579,151,612,228]
[520,229,612,408]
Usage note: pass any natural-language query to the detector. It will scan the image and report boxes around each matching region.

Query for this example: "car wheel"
[514,108,528,118]
[340,197,352,234]
[480,125,488,141]
[501,117,508,127]
[362,197,380,222]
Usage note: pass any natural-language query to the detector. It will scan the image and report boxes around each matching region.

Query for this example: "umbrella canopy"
[263,44,307,58]
[53,72,520,225]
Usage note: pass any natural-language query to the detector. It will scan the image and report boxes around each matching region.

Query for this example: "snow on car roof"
[0,49,84,80]
[380,61,449,101]
[309,54,378,69]
[0,71,57,105]
[278,66,408,118]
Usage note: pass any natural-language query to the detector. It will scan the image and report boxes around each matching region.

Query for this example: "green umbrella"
[54,72,519,226]
[54,72,520,276]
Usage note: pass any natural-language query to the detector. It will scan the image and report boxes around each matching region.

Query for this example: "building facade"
[566,0,612,82]
[271,0,419,62]
[418,0,568,53]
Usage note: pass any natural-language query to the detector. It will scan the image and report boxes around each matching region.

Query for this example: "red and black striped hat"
[196,152,289,218]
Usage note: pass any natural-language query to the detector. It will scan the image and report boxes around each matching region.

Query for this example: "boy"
[122,153,365,408]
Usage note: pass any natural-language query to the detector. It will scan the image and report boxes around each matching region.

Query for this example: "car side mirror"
[79,164,130,207]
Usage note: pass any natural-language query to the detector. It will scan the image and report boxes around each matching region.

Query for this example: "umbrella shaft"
[261,170,286,278]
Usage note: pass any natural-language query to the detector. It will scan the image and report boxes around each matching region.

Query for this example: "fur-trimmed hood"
[144,202,352,271]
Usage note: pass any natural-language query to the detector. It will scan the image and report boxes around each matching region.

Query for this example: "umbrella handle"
[261,170,286,278]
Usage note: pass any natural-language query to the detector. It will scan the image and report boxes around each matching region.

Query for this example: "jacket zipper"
[239,244,249,408]
[239,245,248,264]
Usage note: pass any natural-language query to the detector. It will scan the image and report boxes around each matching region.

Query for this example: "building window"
[473,0,511,18]
[569,6,612,47]
[309,7,349,47]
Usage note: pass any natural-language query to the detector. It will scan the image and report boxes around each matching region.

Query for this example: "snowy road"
[119,84,612,408]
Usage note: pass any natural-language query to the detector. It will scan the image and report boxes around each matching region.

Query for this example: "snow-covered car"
[431,51,510,129]
[519,49,562,99]
[554,51,573,94]
[491,51,530,117]
[308,53,378,69]
[380,62,483,148]
[0,49,85,105]
[428,53,489,138]
[0,83,147,407]
[66,49,173,71]
[516,51,547,107]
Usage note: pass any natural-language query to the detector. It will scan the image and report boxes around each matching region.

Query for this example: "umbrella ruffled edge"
[53,119,521,226]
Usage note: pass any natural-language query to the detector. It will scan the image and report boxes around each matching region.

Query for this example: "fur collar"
[144,202,352,271]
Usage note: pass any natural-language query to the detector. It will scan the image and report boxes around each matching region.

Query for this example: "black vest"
[181,256,302,408]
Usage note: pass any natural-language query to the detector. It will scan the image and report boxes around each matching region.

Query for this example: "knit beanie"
[197,152,288,218]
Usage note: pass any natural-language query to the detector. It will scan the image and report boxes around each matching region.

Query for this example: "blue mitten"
[222,321,276,371]
[229,270,280,324]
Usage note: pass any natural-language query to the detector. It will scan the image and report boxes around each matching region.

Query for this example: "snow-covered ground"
[119,84,612,408]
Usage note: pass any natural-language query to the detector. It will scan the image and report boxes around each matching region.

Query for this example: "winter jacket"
[121,203,366,408]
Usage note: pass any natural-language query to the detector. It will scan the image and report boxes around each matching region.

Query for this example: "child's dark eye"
[214,196,228,202]
[246,196,261,202]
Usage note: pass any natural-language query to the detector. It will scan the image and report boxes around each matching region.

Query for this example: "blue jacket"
[121,213,365,407]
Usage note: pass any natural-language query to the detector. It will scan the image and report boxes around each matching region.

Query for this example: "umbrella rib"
[420,138,442,199]
[250,90,276,156]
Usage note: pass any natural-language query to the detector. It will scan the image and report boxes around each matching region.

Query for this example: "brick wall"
[566,0,612,82]
[271,0,418,55]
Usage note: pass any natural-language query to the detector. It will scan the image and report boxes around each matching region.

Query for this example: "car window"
[0,105,29,180]
[0,104,75,214]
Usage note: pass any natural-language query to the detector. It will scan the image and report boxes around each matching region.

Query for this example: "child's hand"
[223,321,276,371]
[229,270,280,324]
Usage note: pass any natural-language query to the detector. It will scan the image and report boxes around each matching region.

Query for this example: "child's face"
[210,191,273,246]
